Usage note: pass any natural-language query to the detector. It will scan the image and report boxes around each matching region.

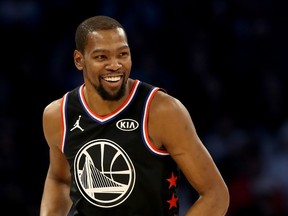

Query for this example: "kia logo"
[116,119,139,131]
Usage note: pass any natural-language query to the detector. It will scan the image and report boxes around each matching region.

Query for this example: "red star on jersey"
[166,172,178,189]
[167,193,178,210]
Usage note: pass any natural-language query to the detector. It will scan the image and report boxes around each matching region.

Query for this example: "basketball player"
[40,15,229,216]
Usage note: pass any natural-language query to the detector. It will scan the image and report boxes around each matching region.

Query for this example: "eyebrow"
[91,45,130,54]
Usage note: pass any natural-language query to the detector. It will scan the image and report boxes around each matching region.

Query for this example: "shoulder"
[42,98,64,149]
[43,86,81,130]
[43,98,63,119]
[151,90,189,117]
[148,90,194,148]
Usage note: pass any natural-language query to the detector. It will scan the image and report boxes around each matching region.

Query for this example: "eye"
[119,52,129,57]
[94,55,107,61]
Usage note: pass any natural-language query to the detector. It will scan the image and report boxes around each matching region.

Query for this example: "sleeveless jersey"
[60,79,180,216]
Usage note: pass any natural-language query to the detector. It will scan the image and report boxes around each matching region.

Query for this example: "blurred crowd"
[1,0,288,215]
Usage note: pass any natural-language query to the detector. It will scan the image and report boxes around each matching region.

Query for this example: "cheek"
[85,61,101,74]
[83,64,99,81]
[123,59,132,70]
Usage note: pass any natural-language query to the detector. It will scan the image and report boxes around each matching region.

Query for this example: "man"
[40,15,229,216]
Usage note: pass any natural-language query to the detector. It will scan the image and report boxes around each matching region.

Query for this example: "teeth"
[104,76,121,82]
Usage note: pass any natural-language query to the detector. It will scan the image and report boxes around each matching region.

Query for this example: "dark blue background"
[1,0,287,215]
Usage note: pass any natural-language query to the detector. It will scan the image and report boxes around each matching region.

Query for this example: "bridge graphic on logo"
[74,139,135,208]
[80,155,129,194]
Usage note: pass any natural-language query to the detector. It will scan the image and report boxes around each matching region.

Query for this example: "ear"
[74,50,84,70]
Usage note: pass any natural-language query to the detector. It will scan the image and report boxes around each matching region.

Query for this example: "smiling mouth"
[102,75,123,82]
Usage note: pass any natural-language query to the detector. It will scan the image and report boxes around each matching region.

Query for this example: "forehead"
[86,28,128,48]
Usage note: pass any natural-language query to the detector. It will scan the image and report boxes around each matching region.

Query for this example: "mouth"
[102,75,123,82]
[101,74,124,89]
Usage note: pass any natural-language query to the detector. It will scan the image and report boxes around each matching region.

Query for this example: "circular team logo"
[74,139,136,208]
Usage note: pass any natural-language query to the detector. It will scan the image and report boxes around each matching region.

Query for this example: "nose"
[105,59,122,71]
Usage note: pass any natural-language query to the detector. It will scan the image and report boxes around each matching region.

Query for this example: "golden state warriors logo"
[74,139,136,208]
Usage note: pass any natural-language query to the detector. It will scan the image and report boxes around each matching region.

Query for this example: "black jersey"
[60,80,180,216]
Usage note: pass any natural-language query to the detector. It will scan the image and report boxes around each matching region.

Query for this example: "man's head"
[74,15,132,101]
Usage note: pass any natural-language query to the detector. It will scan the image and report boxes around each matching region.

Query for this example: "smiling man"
[40,15,229,216]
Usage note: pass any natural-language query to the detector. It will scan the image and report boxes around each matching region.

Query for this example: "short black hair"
[75,15,126,53]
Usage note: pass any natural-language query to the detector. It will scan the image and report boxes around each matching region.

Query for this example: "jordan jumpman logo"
[70,115,84,131]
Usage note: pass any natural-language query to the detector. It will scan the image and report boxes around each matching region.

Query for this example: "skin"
[40,27,229,216]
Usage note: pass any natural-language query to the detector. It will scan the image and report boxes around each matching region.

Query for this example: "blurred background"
[1,0,288,215]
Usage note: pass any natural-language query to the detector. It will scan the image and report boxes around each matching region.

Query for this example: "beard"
[96,80,126,101]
